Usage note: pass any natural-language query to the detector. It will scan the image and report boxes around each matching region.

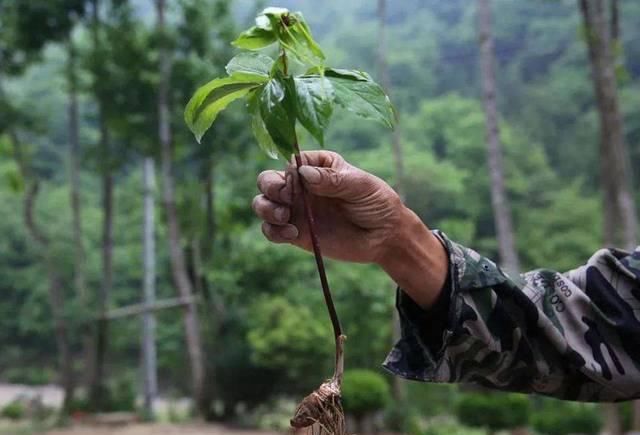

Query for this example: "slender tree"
[67,38,87,316]
[155,0,206,409]
[477,0,520,274]
[66,32,97,401]
[84,0,115,409]
[377,0,407,405]
[141,157,158,419]
[578,1,638,432]
[8,129,76,415]
[578,0,637,251]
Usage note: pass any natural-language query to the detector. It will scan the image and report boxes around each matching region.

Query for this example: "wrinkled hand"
[253,150,405,264]
[253,150,448,308]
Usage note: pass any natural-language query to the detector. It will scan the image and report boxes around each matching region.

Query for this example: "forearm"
[377,207,449,309]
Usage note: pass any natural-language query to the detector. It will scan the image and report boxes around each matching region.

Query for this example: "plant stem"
[293,144,343,341]
[281,40,344,376]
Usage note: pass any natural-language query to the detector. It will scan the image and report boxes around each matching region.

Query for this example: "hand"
[253,150,448,308]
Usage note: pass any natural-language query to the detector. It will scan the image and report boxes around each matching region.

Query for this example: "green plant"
[3,367,54,386]
[251,397,298,431]
[184,6,394,433]
[531,401,601,435]
[67,377,136,414]
[421,416,488,435]
[455,392,530,432]
[1,400,25,420]
[341,369,390,419]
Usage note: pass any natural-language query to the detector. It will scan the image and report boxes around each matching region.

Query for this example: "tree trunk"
[477,0,521,274]
[141,157,158,419]
[87,0,114,409]
[67,38,94,397]
[578,1,638,433]
[67,39,87,314]
[578,0,637,251]
[376,0,408,406]
[204,158,215,262]
[155,0,206,411]
[9,133,75,415]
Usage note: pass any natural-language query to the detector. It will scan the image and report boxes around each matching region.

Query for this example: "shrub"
[68,377,136,414]
[3,367,54,386]
[455,392,530,431]
[251,397,298,431]
[104,377,136,413]
[341,369,390,419]
[422,416,488,435]
[1,400,25,420]
[531,401,601,435]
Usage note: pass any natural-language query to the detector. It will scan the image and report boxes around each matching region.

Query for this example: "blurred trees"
[0,0,638,429]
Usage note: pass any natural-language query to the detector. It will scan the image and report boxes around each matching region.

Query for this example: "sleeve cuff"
[382,230,459,381]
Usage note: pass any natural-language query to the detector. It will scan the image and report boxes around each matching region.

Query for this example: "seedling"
[185,7,394,434]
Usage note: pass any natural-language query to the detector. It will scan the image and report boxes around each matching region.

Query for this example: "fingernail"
[275,207,287,222]
[299,166,321,184]
[282,226,298,240]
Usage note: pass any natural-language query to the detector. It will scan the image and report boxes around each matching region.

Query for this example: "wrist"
[377,207,449,308]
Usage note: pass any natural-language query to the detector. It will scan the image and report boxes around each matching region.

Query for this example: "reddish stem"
[293,145,343,340]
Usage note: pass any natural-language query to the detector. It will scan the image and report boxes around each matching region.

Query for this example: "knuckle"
[256,171,270,190]
[251,195,262,212]
[328,169,343,187]
[261,222,273,240]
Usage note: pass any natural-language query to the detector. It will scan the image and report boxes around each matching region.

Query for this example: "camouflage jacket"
[383,231,640,402]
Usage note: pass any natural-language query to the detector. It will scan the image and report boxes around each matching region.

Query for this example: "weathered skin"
[254,150,448,308]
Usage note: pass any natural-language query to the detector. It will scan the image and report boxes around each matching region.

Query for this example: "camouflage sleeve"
[383,230,640,402]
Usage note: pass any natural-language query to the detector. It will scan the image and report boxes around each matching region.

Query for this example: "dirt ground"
[44,423,280,435]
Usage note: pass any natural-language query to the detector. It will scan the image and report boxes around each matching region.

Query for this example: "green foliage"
[341,369,390,418]
[185,7,394,156]
[531,400,602,435]
[325,68,394,129]
[250,397,298,431]
[184,76,265,143]
[419,416,488,435]
[2,367,54,386]
[293,75,334,146]
[455,393,530,431]
[1,400,25,421]
[246,295,333,383]
[68,377,136,414]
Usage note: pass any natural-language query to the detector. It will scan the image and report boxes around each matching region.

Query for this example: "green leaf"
[325,68,371,81]
[325,69,394,129]
[259,78,297,158]
[225,52,274,79]
[185,76,264,143]
[232,26,277,50]
[293,76,334,146]
[291,13,325,61]
[260,9,324,67]
[247,92,279,159]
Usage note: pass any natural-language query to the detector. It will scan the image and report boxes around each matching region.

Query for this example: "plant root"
[290,377,345,434]
[290,335,347,435]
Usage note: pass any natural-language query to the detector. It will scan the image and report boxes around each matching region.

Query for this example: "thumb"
[298,165,364,199]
